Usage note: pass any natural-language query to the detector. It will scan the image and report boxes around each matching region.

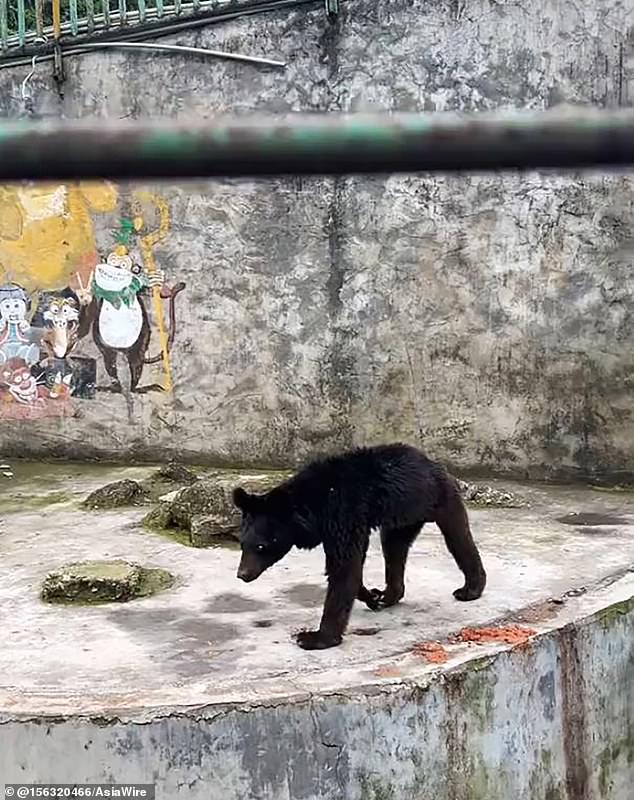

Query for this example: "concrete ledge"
[2,574,632,800]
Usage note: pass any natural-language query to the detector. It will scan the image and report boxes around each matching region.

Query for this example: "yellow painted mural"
[0,182,186,419]
[0,182,119,291]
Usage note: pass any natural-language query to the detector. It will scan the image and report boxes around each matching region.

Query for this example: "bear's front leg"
[295,550,363,650]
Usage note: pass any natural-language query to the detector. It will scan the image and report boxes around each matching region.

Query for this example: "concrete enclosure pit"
[0,461,632,798]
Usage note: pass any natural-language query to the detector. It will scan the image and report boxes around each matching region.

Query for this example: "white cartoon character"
[0,284,40,366]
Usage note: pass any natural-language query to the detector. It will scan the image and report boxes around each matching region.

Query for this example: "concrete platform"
[0,461,632,798]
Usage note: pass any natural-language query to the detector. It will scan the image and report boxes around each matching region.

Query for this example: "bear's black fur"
[233,443,486,650]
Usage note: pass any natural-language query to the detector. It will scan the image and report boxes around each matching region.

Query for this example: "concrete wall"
[1,589,632,799]
[0,0,633,480]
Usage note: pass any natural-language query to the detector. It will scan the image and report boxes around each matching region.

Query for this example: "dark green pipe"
[1,109,633,181]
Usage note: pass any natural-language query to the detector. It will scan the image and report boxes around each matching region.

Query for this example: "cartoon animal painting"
[0,357,45,407]
[34,289,82,360]
[0,284,39,365]
[48,370,74,400]
[0,189,185,419]
[77,216,185,394]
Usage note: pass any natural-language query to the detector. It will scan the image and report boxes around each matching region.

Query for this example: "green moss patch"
[1,490,74,513]
[41,560,174,605]
[590,483,634,494]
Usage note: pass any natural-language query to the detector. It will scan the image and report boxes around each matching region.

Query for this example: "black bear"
[233,443,486,650]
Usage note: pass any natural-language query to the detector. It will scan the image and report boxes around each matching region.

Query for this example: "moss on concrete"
[590,484,634,494]
[596,596,634,629]
[41,560,174,605]
[1,490,74,513]
[136,565,175,597]
[357,774,396,800]
[462,655,496,673]
[598,736,634,797]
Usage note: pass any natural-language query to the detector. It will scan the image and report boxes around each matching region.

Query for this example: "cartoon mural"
[80,214,185,394]
[0,183,119,290]
[0,184,186,419]
[0,284,40,365]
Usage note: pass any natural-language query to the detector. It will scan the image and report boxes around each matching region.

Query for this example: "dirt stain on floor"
[556,512,629,526]
[206,592,263,613]
[279,583,325,607]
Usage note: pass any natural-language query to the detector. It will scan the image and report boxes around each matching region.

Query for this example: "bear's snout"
[237,550,267,583]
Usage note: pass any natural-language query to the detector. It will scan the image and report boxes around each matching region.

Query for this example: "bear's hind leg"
[434,486,486,601]
[369,523,422,610]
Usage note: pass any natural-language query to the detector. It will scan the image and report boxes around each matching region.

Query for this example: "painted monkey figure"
[76,251,185,394]
[233,443,487,650]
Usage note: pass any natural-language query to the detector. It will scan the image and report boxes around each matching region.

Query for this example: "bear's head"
[232,487,296,582]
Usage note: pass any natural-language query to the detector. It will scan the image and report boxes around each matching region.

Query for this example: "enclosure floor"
[1,461,633,717]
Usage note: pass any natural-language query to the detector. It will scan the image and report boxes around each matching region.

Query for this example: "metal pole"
[65,41,286,67]
[1,109,634,181]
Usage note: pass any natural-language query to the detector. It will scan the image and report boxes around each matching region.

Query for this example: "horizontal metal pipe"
[66,40,286,67]
[1,109,634,181]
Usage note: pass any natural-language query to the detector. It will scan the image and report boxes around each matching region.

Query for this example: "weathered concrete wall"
[0,0,633,480]
[1,586,632,799]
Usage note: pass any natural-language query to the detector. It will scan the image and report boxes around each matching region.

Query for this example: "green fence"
[0,0,321,55]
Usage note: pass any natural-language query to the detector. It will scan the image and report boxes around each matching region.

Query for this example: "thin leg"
[93,318,122,393]
[100,349,121,392]
[357,540,380,610]
[296,548,364,650]
[370,523,422,610]
[434,484,486,601]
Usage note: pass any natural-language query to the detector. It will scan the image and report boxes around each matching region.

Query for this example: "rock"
[40,560,174,605]
[142,470,288,547]
[168,481,230,530]
[190,513,240,547]
[457,479,528,508]
[143,502,174,530]
[139,462,200,502]
[82,479,148,510]
[152,462,199,485]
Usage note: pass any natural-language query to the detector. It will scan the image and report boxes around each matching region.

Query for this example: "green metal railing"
[0,0,321,56]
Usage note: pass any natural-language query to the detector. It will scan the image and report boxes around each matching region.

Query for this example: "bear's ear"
[232,487,258,513]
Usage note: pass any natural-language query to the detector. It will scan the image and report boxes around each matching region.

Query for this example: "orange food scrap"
[411,641,448,664]
[450,625,537,646]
